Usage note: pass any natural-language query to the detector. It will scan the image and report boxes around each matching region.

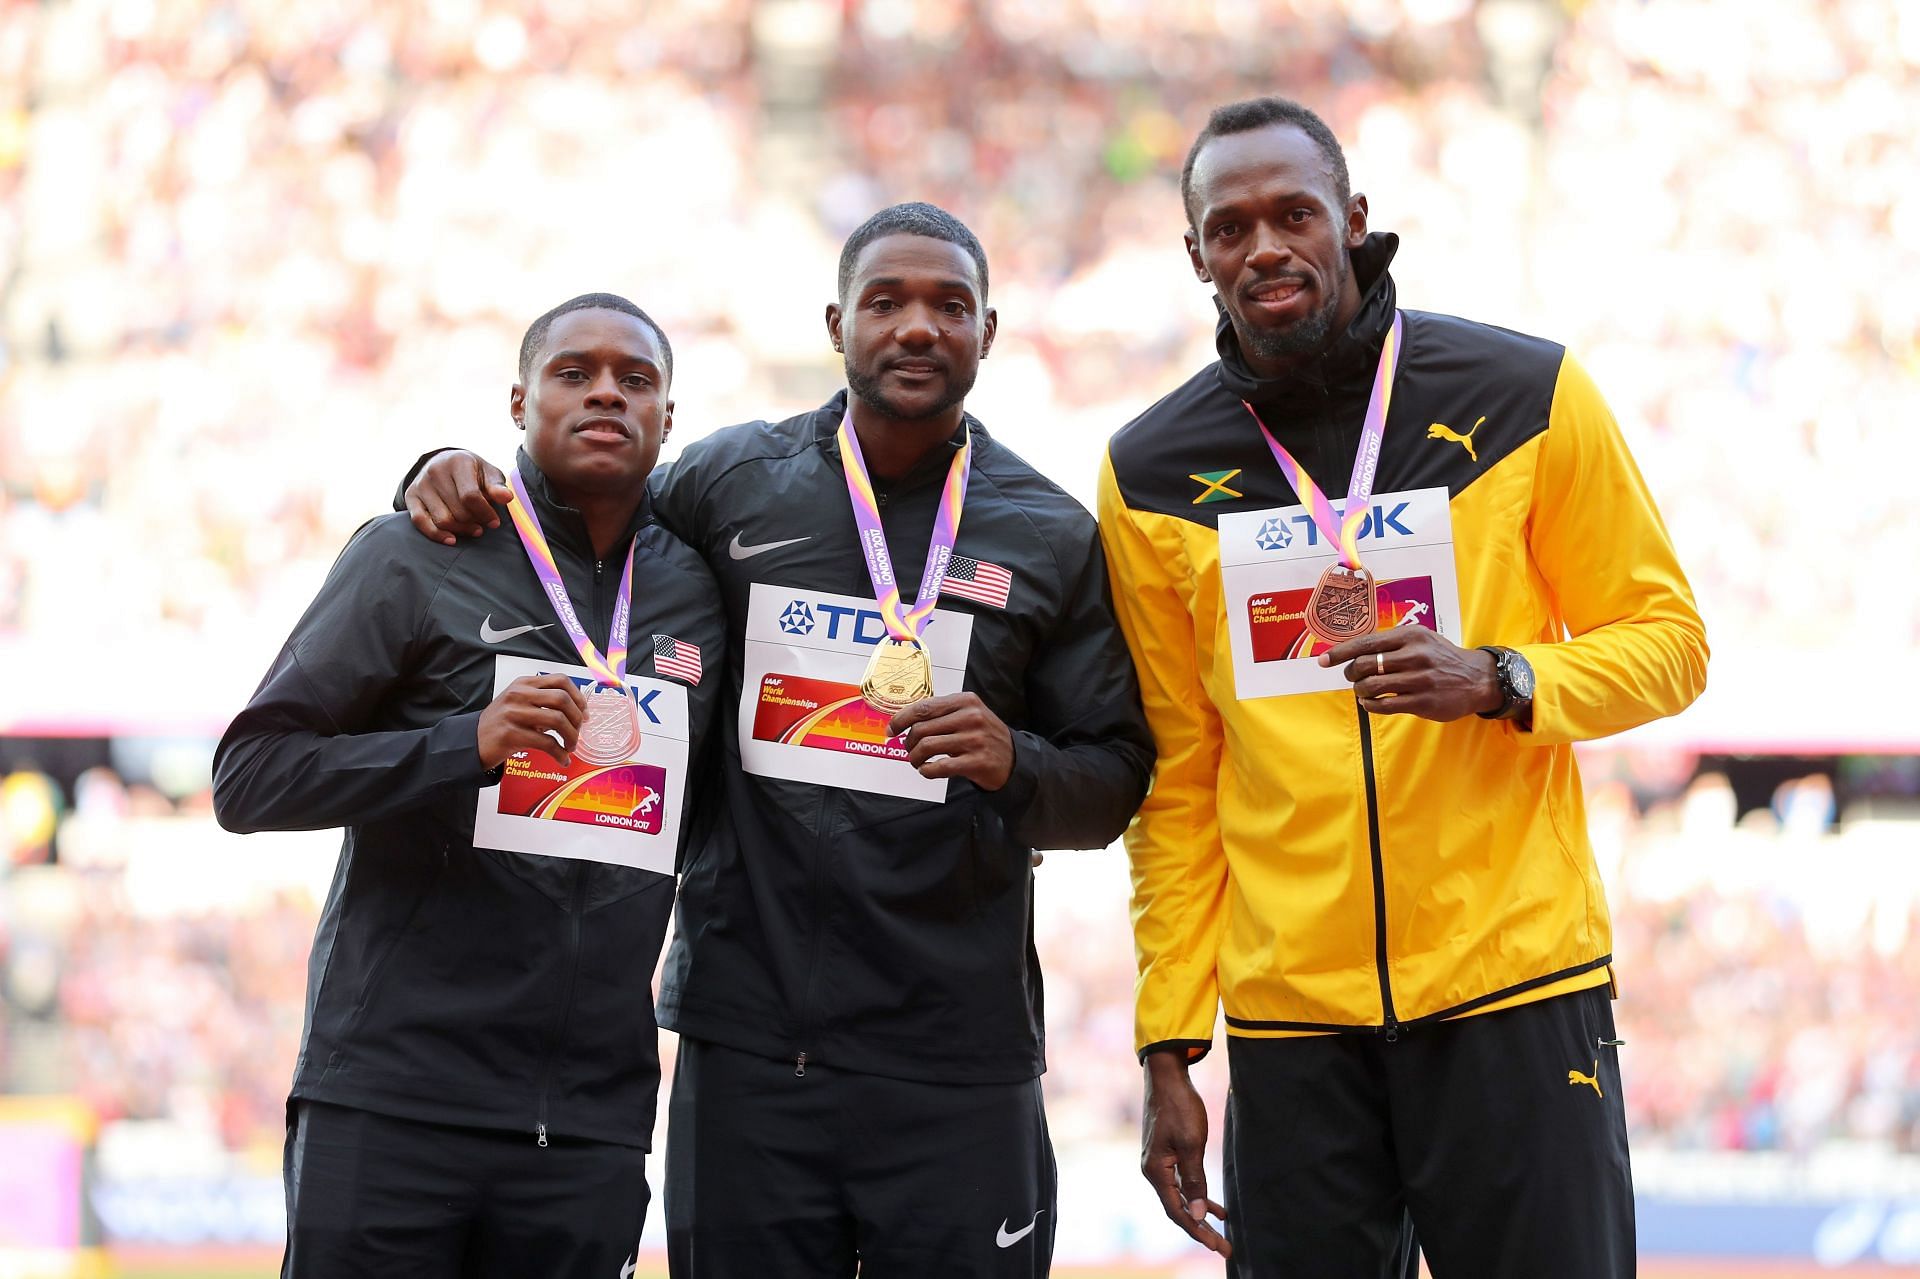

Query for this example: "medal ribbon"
[504,467,639,689]
[836,406,971,644]
[1243,311,1404,570]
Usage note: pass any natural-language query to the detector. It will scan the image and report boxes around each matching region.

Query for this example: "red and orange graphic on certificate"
[1247,576,1439,664]
[474,654,688,873]
[1218,487,1462,700]
[496,757,670,834]
[751,673,912,763]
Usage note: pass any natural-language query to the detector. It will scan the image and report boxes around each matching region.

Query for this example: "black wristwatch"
[1476,646,1535,723]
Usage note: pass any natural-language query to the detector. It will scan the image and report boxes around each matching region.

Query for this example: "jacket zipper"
[1312,356,1400,1043]
[533,551,609,1143]
[1355,705,1399,1041]
[790,795,838,1079]
[786,476,913,1079]
[535,862,590,1145]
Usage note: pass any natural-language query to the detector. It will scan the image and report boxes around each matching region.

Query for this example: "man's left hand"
[888,693,1015,790]
[1319,627,1502,722]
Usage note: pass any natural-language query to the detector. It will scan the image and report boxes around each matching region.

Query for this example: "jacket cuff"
[428,711,497,786]
[1138,1039,1213,1065]
[1506,644,1565,744]
[981,729,1043,831]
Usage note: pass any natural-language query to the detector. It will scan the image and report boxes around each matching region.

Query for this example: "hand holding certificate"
[1316,624,1502,722]
[886,692,1015,791]
[477,674,590,767]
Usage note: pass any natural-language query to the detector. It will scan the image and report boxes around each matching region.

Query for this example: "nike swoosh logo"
[729,531,811,560]
[480,615,555,644]
[995,1211,1045,1248]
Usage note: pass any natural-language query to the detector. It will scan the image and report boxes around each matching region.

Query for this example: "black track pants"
[665,1037,1056,1278]
[1224,985,1634,1279]
[280,1101,650,1279]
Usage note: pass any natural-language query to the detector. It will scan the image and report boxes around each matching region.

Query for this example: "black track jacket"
[651,393,1154,1084]
[215,453,725,1148]
[402,393,1154,1086]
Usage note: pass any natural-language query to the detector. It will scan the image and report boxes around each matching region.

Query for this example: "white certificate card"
[738,582,974,803]
[1218,486,1463,699]
[473,654,689,874]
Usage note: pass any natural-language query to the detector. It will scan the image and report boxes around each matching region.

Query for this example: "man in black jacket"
[401,205,1156,1277]
[214,293,725,1278]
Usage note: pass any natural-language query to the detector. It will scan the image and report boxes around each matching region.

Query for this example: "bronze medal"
[1304,563,1378,644]
[860,636,935,715]
[573,685,641,766]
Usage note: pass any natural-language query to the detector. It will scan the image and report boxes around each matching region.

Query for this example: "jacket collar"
[813,388,984,490]
[511,445,654,560]
[1212,231,1400,405]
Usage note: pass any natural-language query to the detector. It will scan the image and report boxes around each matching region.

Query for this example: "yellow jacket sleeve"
[1096,451,1229,1060]
[1516,353,1710,745]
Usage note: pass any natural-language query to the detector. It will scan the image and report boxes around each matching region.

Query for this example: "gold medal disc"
[860,637,934,715]
[573,685,642,766]
[1304,563,1378,644]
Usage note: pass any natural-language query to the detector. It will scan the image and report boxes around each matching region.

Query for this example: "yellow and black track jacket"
[1098,234,1708,1058]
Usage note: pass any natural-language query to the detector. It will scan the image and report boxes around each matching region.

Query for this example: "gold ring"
[1375,652,1386,676]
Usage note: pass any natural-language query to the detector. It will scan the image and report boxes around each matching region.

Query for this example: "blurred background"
[2,0,1918,1274]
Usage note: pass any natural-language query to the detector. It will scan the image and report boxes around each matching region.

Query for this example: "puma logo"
[1568,1060,1603,1098]
[1426,416,1485,462]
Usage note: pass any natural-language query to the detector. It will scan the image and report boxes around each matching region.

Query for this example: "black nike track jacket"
[649,393,1154,1084]
[215,453,725,1148]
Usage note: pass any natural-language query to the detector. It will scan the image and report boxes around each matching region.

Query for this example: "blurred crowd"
[2,0,1919,1219]
[1047,764,1920,1161]
[2,756,1918,1167]
[2,0,1918,735]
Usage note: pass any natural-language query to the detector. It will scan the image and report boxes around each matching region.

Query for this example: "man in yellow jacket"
[1098,96,1708,1278]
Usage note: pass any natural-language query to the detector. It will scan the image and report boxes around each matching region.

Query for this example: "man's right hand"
[477,675,588,768]
[1142,1049,1231,1258]
[406,450,511,546]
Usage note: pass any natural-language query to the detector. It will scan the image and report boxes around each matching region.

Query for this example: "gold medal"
[1305,563,1377,644]
[860,636,934,715]
[572,685,641,766]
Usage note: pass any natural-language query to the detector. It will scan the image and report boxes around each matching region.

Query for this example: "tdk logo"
[1257,502,1414,550]
[1255,518,1293,551]
[569,677,663,725]
[780,598,931,647]
[779,601,815,635]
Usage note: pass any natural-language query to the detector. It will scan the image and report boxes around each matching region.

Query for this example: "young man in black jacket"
[400,205,1156,1277]
[214,294,725,1278]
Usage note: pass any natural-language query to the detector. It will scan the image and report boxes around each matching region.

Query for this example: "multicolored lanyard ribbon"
[1242,311,1403,569]
[836,406,972,644]
[504,467,638,689]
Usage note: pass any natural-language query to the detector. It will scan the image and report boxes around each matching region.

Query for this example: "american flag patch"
[651,634,703,685]
[941,555,1013,609]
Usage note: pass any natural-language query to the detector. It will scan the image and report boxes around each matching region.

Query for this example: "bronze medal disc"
[1304,563,1378,645]
[573,686,641,766]
[860,637,935,715]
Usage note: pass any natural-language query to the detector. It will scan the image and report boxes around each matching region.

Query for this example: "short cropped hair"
[836,202,989,302]
[518,293,673,384]
[1181,97,1351,226]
